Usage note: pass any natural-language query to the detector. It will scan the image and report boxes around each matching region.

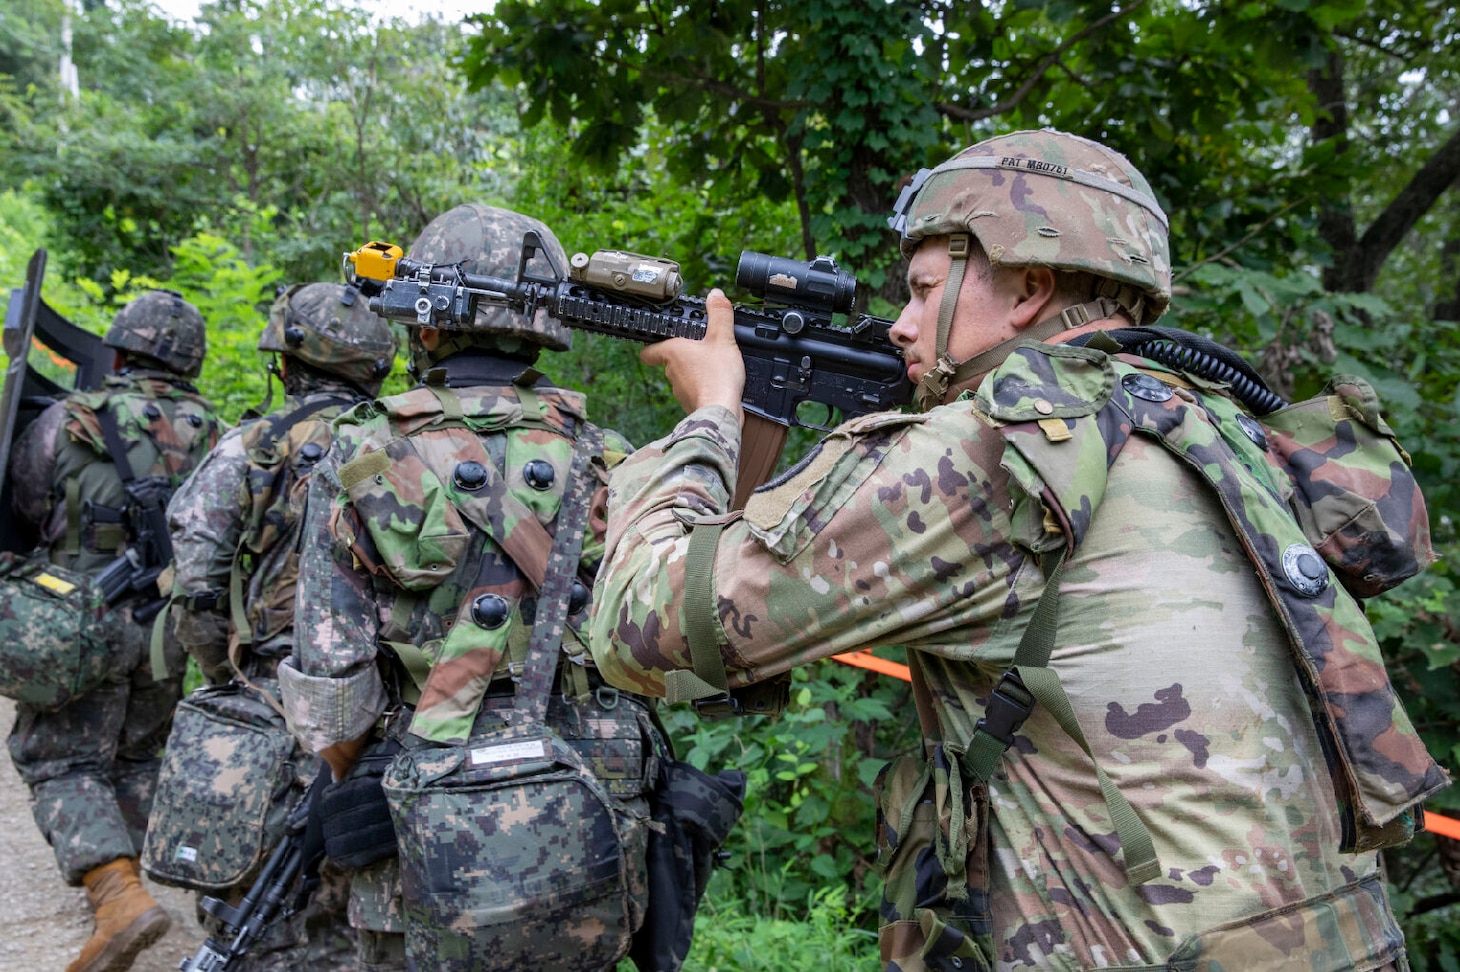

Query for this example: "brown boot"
[66,857,172,972]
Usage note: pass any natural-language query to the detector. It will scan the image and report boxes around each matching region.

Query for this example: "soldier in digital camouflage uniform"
[589,129,1450,971]
[165,282,398,970]
[278,204,659,972]
[8,289,221,972]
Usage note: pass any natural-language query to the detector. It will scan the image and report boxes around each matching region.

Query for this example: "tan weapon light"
[568,250,682,302]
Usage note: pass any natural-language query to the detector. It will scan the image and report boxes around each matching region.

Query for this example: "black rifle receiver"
[347,235,912,431]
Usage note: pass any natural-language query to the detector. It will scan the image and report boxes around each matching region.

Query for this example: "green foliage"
[663,660,918,926]
[683,883,879,970]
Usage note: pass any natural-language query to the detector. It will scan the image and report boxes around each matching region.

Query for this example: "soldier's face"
[890,237,1026,387]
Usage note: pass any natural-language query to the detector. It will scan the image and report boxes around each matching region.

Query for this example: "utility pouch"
[0,551,109,709]
[319,737,402,870]
[382,727,639,972]
[1165,873,1406,971]
[873,748,994,972]
[142,680,299,891]
[339,439,470,591]
[630,760,746,972]
[1262,375,1433,597]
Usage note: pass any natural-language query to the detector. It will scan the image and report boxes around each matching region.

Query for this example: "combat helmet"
[406,203,572,368]
[104,289,207,378]
[888,129,1171,409]
[261,282,398,397]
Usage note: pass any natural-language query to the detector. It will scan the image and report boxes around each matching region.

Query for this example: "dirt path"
[0,697,207,972]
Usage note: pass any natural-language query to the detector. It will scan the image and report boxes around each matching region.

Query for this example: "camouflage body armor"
[318,375,655,970]
[875,339,1447,971]
[49,372,218,575]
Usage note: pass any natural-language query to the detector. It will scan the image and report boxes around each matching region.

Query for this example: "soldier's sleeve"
[166,426,249,676]
[10,400,67,528]
[277,448,390,753]
[589,402,1026,698]
[582,424,635,576]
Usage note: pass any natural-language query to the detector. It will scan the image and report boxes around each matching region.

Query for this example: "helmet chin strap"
[912,232,1130,410]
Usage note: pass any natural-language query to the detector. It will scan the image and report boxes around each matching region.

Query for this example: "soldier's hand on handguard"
[639,288,745,424]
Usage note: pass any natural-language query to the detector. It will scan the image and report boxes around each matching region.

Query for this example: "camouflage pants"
[197,860,355,972]
[7,601,185,884]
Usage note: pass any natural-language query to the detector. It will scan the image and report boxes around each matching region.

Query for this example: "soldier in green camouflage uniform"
[165,282,397,969]
[278,204,659,971]
[8,289,221,972]
[589,130,1449,971]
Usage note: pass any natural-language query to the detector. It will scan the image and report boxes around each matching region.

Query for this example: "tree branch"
[935,0,1149,123]
[1348,119,1460,292]
[595,51,810,113]
[1173,199,1303,284]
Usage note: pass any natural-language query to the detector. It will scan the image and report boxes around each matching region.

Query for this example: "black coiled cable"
[1070,326,1288,416]
[1135,339,1287,416]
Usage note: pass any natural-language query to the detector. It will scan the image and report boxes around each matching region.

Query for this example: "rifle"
[91,402,177,621]
[179,773,326,971]
[345,236,913,437]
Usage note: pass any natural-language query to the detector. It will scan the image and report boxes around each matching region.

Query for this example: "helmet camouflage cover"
[104,289,207,378]
[889,129,1172,324]
[261,282,398,396]
[407,203,573,357]
[411,202,575,356]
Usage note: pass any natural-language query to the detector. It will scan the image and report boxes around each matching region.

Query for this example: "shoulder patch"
[744,440,851,530]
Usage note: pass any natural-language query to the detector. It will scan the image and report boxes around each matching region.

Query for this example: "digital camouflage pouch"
[142,680,300,891]
[382,725,641,972]
[0,551,109,709]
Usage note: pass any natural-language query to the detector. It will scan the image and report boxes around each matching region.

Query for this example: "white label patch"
[470,739,547,766]
[175,846,198,863]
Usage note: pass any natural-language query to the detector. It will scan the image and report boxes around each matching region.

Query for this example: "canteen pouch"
[141,680,298,891]
[630,759,746,972]
[319,737,402,869]
[874,747,994,972]
[1262,375,1433,597]
[383,728,639,972]
[0,552,109,709]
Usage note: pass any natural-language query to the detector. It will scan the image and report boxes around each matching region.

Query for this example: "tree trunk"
[1308,49,1355,294]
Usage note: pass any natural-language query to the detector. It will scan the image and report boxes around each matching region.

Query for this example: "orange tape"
[831,650,911,682]
[1426,811,1460,841]
[830,652,1460,843]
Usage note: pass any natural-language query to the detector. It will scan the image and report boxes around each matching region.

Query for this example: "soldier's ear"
[1010,267,1058,332]
[418,327,441,350]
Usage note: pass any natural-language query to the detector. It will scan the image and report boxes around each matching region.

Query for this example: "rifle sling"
[663,513,743,714]
[960,550,1160,885]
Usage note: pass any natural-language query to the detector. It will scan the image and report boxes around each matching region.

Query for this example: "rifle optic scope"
[737,252,858,315]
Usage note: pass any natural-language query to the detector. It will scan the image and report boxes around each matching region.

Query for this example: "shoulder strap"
[507,424,603,727]
[961,551,1160,884]
[95,405,138,484]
